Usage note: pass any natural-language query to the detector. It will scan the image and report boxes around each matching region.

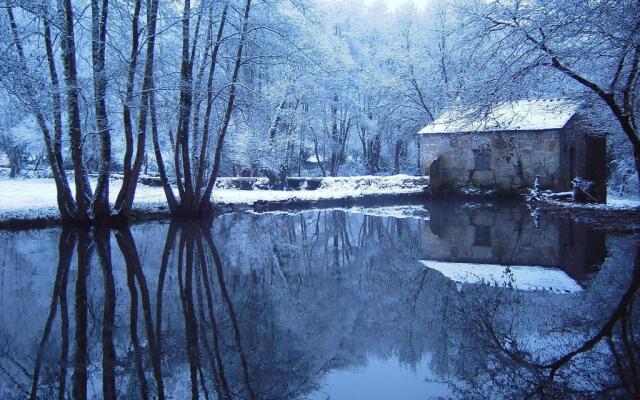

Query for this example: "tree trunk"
[189,2,215,174]
[199,0,253,211]
[194,1,229,199]
[6,3,76,219]
[59,0,93,222]
[150,80,179,213]
[175,0,196,210]
[394,139,403,175]
[90,0,111,218]
[43,16,67,178]
[115,0,160,217]
[115,0,141,215]
[359,126,367,172]
[313,137,326,177]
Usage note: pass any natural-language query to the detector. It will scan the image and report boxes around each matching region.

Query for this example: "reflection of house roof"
[418,99,580,134]
[419,260,582,293]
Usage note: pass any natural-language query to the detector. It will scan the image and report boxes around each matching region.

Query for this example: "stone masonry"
[419,105,606,198]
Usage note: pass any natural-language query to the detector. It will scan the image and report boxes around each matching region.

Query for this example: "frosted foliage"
[0,0,638,213]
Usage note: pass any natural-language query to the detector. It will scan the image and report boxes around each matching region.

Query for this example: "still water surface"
[0,200,637,399]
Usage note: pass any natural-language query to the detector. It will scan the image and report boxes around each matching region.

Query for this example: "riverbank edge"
[0,191,432,230]
[2,190,640,233]
[531,197,640,233]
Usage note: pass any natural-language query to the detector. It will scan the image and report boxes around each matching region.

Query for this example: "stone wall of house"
[558,116,586,189]
[420,129,565,191]
[559,116,607,201]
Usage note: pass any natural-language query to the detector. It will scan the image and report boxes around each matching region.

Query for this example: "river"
[0,199,636,399]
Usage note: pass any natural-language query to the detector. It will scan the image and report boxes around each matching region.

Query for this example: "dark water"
[0,200,638,399]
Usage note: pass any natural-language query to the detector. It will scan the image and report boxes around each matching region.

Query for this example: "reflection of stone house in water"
[420,201,606,289]
[419,99,607,201]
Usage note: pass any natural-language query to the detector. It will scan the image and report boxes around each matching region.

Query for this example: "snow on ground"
[538,193,640,210]
[212,175,428,205]
[0,175,428,222]
[606,196,640,209]
[419,260,583,293]
[0,179,60,210]
[0,178,170,222]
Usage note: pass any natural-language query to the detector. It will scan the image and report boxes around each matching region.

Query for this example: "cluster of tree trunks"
[160,0,252,215]
[26,221,261,400]
[5,0,252,224]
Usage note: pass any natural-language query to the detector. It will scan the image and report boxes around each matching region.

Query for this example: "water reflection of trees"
[0,209,637,399]
[446,241,640,399]
[3,212,430,399]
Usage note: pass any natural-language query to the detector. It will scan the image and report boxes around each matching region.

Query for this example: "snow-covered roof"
[419,99,580,134]
[419,260,582,293]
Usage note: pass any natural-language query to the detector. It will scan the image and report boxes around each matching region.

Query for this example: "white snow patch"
[306,154,324,163]
[214,177,270,190]
[606,196,640,209]
[211,175,428,205]
[539,194,640,210]
[0,178,169,221]
[419,99,579,134]
[419,260,582,293]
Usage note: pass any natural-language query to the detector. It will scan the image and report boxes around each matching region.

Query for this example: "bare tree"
[114,0,160,218]
[150,0,254,215]
[90,0,111,218]
[5,1,76,219]
[467,0,640,189]
[5,0,166,223]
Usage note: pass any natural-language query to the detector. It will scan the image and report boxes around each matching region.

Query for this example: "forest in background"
[1,0,639,220]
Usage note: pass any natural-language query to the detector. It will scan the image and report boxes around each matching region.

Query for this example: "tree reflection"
[71,229,91,400]
[3,208,636,399]
[194,231,231,400]
[29,228,74,400]
[202,225,256,400]
[446,243,640,399]
[24,226,170,400]
[95,227,116,400]
[117,225,165,400]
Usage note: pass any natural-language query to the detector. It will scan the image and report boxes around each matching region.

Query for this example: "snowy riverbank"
[0,175,429,226]
[531,193,640,233]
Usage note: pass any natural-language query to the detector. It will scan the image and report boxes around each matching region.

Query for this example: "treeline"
[1,0,639,222]
[1,0,453,223]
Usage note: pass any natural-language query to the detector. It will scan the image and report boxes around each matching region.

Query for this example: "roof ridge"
[419,98,580,135]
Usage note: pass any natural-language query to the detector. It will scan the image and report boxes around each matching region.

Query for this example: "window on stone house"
[473,225,492,247]
[473,149,492,170]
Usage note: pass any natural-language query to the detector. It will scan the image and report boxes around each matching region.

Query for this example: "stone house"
[419,99,606,200]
